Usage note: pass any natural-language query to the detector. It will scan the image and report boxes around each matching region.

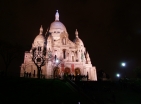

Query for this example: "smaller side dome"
[73,29,84,46]
[34,35,45,43]
[33,26,45,47]
[74,38,84,46]
[33,34,45,47]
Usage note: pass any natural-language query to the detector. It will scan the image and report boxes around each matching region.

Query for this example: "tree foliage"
[31,48,46,79]
[0,40,23,76]
[135,67,141,78]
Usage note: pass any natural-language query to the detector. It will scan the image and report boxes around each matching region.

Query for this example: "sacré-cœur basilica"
[20,10,97,81]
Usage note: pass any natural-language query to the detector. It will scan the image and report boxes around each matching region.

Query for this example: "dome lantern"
[55,10,59,21]
[75,29,78,38]
[50,10,67,32]
[73,29,84,46]
[33,26,45,47]
[39,25,43,35]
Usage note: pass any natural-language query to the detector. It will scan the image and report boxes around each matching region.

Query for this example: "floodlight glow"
[116,73,120,77]
[121,62,126,67]
[56,59,59,63]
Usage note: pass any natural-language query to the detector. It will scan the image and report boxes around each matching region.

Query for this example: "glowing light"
[116,73,120,77]
[56,59,59,63]
[121,62,126,67]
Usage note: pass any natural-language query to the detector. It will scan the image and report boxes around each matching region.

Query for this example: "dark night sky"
[1,0,141,79]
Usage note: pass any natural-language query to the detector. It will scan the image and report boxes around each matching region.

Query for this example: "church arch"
[75,67,81,75]
[64,67,71,75]
[53,67,60,78]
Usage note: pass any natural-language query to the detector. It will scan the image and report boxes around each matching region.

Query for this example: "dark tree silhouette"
[31,47,46,79]
[0,41,23,76]
[30,27,50,79]
[135,67,141,78]
[97,69,111,81]
[97,70,104,81]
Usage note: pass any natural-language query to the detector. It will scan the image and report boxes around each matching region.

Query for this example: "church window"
[38,47,41,51]
[72,56,74,62]
[33,70,35,76]
[75,51,77,56]
[54,55,57,61]
[63,49,66,59]
[62,37,66,45]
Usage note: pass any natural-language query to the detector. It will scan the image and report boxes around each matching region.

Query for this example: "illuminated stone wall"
[20,10,97,81]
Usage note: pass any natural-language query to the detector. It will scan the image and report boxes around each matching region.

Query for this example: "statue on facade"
[47,49,52,59]
[62,36,66,45]
[81,51,84,62]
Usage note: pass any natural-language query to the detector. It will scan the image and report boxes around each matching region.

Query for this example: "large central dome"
[50,21,66,31]
[50,10,66,32]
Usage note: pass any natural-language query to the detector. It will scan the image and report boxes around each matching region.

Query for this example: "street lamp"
[56,59,59,63]
[121,62,126,78]
[121,62,126,67]
[116,73,120,78]
[31,48,46,79]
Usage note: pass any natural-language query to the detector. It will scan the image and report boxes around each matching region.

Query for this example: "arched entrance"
[53,67,60,78]
[64,67,71,75]
[75,68,81,75]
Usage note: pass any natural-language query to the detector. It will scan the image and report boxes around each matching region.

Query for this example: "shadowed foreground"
[75,80,141,104]
[1,77,141,104]
[0,77,96,104]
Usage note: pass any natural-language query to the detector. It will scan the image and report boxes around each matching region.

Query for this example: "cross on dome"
[55,10,59,21]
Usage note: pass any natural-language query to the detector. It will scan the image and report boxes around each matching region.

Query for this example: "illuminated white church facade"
[20,10,97,81]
